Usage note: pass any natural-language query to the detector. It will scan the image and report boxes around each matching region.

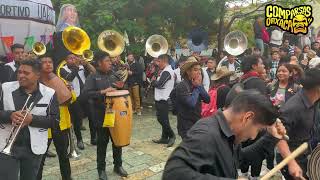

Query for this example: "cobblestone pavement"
[43,105,282,180]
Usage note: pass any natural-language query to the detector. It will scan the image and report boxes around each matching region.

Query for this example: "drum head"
[106,90,129,97]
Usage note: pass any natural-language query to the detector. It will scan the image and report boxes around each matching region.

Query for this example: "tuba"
[97,30,128,82]
[145,35,168,58]
[223,30,248,56]
[97,30,125,57]
[187,29,208,52]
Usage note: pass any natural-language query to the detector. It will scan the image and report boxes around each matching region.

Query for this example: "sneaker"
[137,112,142,116]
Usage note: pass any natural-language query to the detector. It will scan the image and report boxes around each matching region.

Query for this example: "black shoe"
[46,150,56,158]
[167,136,176,147]
[98,170,108,180]
[80,125,86,131]
[114,166,128,177]
[152,138,169,144]
[90,137,97,145]
[77,140,85,150]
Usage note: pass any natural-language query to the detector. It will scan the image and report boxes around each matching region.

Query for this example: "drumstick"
[260,142,308,180]
[276,118,289,141]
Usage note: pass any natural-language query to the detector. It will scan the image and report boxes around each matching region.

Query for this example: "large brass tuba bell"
[187,29,208,52]
[62,26,91,56]
[97,30,125,57]
[145,35,168,58]
[224,30,248,56]
[32,42,46,56]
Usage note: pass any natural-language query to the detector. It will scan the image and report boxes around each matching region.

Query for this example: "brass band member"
[82,51,128,180]
[151,54,175,147]
[1,44,25,83]
[37,53,72,180]
[0,60,59,180]
[59,52,95,150]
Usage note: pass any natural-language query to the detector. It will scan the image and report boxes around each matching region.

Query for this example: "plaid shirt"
[270,60,279,80]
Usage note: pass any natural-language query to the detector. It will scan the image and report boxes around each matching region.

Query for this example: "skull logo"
[293,14,308,34]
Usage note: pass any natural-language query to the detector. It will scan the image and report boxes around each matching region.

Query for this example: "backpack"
[262,27,270,43]
[201,84,226,118]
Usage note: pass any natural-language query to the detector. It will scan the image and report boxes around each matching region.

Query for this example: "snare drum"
[105,90,132,147]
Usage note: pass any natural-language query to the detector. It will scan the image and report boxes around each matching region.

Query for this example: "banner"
[49,34,54,48]
[40,34,46,44]
[0,0,55,25]
[1,36,14,49]
[24,36,35,49]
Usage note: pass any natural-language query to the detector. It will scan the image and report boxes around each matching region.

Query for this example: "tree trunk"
[217,0,226,60]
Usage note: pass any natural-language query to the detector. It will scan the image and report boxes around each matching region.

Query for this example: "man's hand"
[192,74,202,87]
[288,161,304,179]
[100,88,116,94]
[10,111,24,126]
[10,111,32,127]
[113,81,124,89]
[128,70,133,75]
[267,119,287,139]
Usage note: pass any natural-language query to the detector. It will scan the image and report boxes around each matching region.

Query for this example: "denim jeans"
[255,38,264,55]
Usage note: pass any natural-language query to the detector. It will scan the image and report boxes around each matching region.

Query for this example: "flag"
[24,36,35,49]
[49,34,54,48]
[40,35,46,44]
[1,36,14,49]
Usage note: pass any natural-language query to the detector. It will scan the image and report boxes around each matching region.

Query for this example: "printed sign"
[265,4,313,35]
[0,0,55,25]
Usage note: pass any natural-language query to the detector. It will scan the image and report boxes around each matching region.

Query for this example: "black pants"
[240,156,264,177]
[68,100,83,141]
[37,129,71,180]
[87,99,97,140]
[155,100,174,139]
[0,146,43,180]
[97,127,122,171]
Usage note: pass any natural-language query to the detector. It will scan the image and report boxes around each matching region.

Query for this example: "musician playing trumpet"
[0,60,59,180]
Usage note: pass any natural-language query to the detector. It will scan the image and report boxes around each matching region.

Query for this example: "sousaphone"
[62,26,91,56]
[187,29,208,52]
[145,35,168,58]
[97,30,128,82]
[224,30,248,56]
[97,30,125,57]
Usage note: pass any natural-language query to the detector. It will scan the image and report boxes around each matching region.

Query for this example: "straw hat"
[211,66,234,81]
[180,56,200,76]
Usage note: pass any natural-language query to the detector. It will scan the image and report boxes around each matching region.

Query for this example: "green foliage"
[51,0,312,53]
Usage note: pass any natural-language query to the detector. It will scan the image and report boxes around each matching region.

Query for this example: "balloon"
[0,0,55,56]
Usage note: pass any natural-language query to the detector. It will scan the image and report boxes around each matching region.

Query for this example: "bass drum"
[105,90,133,147]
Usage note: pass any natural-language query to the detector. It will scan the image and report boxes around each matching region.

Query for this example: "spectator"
[254,16,265,55]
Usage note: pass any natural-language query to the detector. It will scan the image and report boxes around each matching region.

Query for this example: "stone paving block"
[126,163,149,174]
[148,162,166,173]
[125,169,155,180]
[146,172,163,180]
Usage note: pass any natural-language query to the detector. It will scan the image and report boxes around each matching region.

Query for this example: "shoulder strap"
[241,76,259,84]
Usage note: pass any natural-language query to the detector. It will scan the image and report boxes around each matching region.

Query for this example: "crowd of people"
[0,3,319,180]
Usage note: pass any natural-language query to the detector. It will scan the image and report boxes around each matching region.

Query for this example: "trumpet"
[2,94,34,156]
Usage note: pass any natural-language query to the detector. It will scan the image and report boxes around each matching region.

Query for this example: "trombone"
[2,94,34,156]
